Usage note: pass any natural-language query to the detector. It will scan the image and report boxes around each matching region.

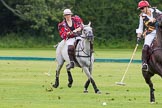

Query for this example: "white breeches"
[66,37,82,46]
[56,36,82,63]
[57,36,82,52]
[144,31,156,46]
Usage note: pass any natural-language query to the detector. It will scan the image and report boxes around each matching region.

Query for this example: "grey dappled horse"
[52,22,101,94]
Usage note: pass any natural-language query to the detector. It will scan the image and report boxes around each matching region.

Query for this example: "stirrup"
[142,63,148,71]
[66,61,74,70]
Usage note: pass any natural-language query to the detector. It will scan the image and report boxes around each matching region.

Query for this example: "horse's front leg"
[84,79,90,93]
[150,88,155,103]
[142,71,155,103]
[52,62,64,88]
[82,67,100,94]
[67,70,73,88]
[84,67,92,93]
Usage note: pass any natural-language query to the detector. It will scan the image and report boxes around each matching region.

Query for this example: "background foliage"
[0,0,162,48]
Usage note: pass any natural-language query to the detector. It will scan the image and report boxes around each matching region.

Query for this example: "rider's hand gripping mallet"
[116,44,139,86]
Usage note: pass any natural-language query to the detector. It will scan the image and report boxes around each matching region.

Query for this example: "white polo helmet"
[63,9,73,15]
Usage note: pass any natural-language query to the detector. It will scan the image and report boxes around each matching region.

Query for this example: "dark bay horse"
[142,14,162,103]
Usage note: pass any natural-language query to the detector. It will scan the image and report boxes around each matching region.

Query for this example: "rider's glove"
[72,30,78,37]
[73,29,77,33]
[137,37,142,44]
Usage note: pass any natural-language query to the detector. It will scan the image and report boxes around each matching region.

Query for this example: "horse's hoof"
[151,102,155,104]
[52,84,59,88]
[95,89,101,94]
[83,90,88,93]
[68,83,72,88]
[96,91,101,94]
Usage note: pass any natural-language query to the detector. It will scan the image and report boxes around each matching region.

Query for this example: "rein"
[151,47,162,54]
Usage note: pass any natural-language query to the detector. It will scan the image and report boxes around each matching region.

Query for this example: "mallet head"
[116,82,126,86]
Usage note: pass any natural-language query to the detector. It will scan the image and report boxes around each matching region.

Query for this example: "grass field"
[0,49,162,108]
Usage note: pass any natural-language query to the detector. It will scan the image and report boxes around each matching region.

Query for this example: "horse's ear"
[88,21,91,26]
[82,23,85,27]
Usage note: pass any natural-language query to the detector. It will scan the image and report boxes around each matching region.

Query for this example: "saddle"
[73,39,81,67]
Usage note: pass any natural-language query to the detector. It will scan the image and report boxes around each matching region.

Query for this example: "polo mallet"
[44,60,55,76]
[116,44,139,86]
[44,41,66,76]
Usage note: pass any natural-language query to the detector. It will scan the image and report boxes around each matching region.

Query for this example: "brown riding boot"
[142,45,149,71]
[66,45,75,70]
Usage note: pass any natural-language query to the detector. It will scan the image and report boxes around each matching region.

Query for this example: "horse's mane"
[155,14,162,47]
[156,27,162,47]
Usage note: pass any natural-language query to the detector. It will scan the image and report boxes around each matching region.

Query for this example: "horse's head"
[82,22,94,42]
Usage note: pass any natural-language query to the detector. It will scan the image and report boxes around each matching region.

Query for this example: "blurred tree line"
[0,0,162,48]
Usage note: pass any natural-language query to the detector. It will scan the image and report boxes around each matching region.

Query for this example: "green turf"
[0,49,162,108]
[0,48,142,59]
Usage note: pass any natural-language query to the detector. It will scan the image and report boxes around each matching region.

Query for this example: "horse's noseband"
[87,31,94,41]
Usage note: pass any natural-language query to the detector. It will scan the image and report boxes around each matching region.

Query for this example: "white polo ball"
[102,102,107,106]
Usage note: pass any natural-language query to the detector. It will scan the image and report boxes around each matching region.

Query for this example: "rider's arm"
[72,15,83,33]
[58,22,69,40]
[136,16,144,37]
[73,27,82,33]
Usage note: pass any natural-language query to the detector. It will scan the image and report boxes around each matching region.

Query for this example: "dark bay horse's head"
[82,22,94,42]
